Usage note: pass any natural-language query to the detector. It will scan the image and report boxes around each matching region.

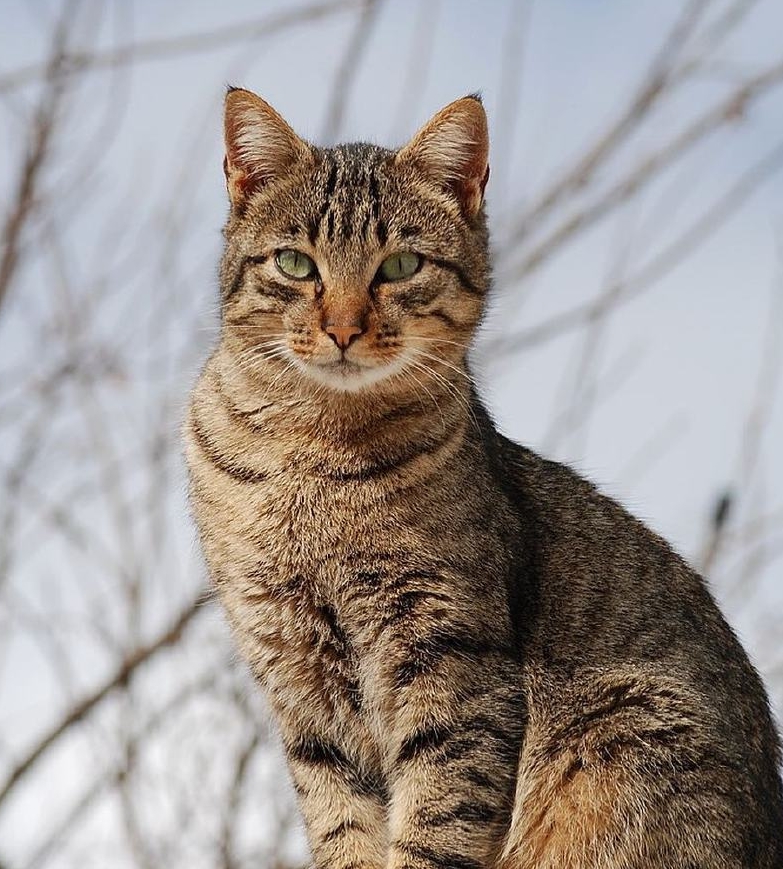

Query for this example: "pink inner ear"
[398,97,490,218]
[222,89,308,208]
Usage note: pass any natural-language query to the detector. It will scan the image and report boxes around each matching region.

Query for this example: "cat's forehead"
[296,143,402,270]
[320,142,394,172]
[310,142,395,216]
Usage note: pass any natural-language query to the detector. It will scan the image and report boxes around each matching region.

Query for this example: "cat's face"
[219,90,490,395]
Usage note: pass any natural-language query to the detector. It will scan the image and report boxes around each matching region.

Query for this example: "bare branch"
[219,725,265,869]
[503,55,783,280]
[0,0,76,317]
[0,0,363,95]
[0,590,209,809]
[504,0,716,242]
[387,0,440,141]
[493,137,783,355]
[321,0,383,143]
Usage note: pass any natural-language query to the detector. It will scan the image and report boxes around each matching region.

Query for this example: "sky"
[1,0,782,864]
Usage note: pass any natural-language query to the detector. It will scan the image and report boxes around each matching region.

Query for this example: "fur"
[185,89,783,869]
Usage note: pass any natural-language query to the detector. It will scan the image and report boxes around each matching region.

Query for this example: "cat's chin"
[295,356,407,394]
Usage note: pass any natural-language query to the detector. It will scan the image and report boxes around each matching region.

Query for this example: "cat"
[184,87,783,868]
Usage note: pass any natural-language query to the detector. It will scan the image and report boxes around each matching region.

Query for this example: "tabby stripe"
[440,734,483,764]
[430,257,482,296]
[410,308,466,329]
[345,679,364,713]
[379,589,452,630]
[224,254,268,302]
[212,368,275,422]
[288,736,350,768]
[360,210,373,240]
[374,398,427,425]
[369,168,381,219]
[462,715,518,747]
[322,819,365,842]
[321,425,460,482]
[258,280,303,304]
[384,569,444,592]
[316,603,351,652]
[395,842,482,869]
[189,415,268,484]
[288,736,386,800]
[552,683,663,741]
[309,159,338,242]
[393,629,505,689]
[434,717,522,766]
[397,725,452,764]
[376,218,388,246]
[324,159,339,198]
[395,288,441,312]
[217,390,274,428]
[463,767,496,790]
[419,800,499,827]
[340,199,354,241]
[400,224,421,239]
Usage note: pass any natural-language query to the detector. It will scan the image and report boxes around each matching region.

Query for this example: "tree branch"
[0,590,210,809]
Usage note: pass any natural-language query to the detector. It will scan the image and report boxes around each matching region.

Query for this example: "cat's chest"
[192,445,436,610]
[205,469,443,726]
[251,469,427,598]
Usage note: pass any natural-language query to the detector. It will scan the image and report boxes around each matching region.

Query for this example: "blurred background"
[1,0,782,866]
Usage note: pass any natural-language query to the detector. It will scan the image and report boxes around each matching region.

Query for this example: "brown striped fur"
[185,89,783,868]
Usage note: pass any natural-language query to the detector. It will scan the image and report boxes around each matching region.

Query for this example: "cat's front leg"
[278,720,388,869]
[366,632,525,869]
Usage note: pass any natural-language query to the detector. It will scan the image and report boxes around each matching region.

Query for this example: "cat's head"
[219,87,490,395]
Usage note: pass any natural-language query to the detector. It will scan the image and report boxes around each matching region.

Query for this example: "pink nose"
[324,323,363,350]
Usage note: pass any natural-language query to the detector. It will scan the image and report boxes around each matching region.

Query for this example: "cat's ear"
[397,95,490,218]
[223,87,309,209]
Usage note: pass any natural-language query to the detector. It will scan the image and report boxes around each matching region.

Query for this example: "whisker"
[409,336,472,351]
[397,357,446,432]
[408,354,480,434]
[411,348,472,382]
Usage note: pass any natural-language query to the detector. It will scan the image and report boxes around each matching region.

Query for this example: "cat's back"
[492,433,783,851]
[499,436,760,685]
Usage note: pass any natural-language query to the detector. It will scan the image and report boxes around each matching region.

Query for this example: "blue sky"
[1,1,782,861]
[2,0,782,664]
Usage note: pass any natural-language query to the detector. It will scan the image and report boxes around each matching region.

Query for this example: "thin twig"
[321,0,382,143]
[504,55,783,281]
[493,137,783,355]
[504,0,715,243]
[0,590,209,809]
[0,0,363,95]
[0,0,77,317]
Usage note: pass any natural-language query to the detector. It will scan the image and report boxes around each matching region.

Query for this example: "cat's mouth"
[298,352,406,392]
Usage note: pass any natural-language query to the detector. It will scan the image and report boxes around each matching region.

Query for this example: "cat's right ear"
[223,88,309,210]
[396,95,490,219]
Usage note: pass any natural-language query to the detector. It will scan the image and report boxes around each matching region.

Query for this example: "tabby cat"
[185,88,783,868]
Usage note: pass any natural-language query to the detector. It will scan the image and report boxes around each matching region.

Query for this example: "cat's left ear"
[397,95,490,218]
[223,87,310,210]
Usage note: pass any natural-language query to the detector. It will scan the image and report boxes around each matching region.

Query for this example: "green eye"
[378,252,422,282]
[276,249,316,280]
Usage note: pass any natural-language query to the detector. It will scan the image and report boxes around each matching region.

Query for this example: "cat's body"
[186,90,783,868]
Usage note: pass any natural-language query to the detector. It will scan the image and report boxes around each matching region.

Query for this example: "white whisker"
[408,353,480,434]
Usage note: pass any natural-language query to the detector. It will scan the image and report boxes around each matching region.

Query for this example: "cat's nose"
[324,323,364,350]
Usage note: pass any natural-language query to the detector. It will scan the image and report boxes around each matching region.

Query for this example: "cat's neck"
[211,344,473,451]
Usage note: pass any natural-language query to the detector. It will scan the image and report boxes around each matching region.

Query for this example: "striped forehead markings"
[312,151,386,246]
[310,158,339,244]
